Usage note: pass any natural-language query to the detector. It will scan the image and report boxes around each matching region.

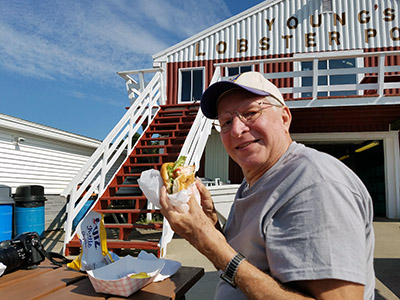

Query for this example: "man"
[160,71,375,299]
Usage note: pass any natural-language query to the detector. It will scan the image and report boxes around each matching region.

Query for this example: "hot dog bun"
[161,162,174,193]
[161,158,195,194]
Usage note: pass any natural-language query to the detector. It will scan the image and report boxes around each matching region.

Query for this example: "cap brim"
[200,81,270,119]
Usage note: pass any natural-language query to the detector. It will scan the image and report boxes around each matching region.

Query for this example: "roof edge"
[152,0,282,62]
[0,113,101,148]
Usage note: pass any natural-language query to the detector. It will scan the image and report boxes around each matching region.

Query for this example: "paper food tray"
[87,255,165,297]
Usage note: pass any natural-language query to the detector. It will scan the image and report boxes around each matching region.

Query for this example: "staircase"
[65,103,199,256]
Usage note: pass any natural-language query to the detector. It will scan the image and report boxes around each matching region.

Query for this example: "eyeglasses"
[213,101,282,133]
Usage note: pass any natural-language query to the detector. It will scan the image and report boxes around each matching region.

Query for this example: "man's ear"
[281,106,292,132]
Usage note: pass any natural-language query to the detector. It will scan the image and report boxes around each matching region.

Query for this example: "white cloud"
[0,0,230,84]
[136,0,230,37]
[69,89,124,108]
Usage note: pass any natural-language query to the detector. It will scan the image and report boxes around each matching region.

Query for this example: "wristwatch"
[220,252,246,288]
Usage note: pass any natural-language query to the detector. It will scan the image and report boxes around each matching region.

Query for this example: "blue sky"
[0,0,264,140]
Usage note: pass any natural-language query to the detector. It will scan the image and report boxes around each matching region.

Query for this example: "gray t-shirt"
[215,142,375,300]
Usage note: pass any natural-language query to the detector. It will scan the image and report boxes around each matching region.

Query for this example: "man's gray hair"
[265,95,284,107]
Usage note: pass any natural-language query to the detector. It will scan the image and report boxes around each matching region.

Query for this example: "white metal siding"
[209,184,241,222]
[161,0,400,63]
[205,129,229,183]
[0,130,96,194]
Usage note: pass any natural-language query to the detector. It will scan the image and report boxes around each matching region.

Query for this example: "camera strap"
[33,241,72,267]
[44,251,72,267]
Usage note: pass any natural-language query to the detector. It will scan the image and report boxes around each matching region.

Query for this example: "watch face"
[220,273,237,287]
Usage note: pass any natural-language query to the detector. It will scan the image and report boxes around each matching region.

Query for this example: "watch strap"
[220,252,246,288]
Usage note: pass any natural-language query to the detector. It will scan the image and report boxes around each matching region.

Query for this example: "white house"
[0,113,101,230]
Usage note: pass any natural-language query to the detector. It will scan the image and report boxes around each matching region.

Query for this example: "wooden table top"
[0,259,204,300]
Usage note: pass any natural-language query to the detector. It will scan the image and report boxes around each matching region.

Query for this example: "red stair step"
[95,209,159,214]
[105,223,162,229]
[66,239,160,256]
[99,196,147,202]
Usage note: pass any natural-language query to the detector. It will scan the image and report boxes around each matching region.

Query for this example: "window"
[179,68,204,102]
[301,58,357,98]
[226,65,253,76]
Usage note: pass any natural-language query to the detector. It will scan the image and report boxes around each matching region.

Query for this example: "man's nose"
[230,115,248,137]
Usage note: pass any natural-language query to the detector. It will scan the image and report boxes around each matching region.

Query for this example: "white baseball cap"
[200,71,285,119]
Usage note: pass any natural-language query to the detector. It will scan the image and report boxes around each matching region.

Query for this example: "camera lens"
[0,246,24,273]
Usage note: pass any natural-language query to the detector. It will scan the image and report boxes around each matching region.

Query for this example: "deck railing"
[214,50,400,108]
[117,68,166,105]
[61,70,165,252]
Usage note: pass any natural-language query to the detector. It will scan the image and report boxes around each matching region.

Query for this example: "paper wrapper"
[87,254,165,297]
[139,251,181,282]
[67,211,118,271]
[137,169,164,208]
[137,169,199,213]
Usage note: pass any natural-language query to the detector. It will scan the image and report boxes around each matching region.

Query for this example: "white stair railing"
[61,70,165,253]
[117,68,166,105]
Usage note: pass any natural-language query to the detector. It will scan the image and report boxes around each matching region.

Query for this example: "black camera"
[0,232,45,273]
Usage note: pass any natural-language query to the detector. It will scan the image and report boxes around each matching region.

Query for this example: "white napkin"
[137,251,181,282]
[0,262,6,276]
[137,169,164,208]
[137,169,194,212]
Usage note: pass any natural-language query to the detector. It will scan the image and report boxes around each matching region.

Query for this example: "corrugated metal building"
[154,0,400,100]
[148,0,400,219]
